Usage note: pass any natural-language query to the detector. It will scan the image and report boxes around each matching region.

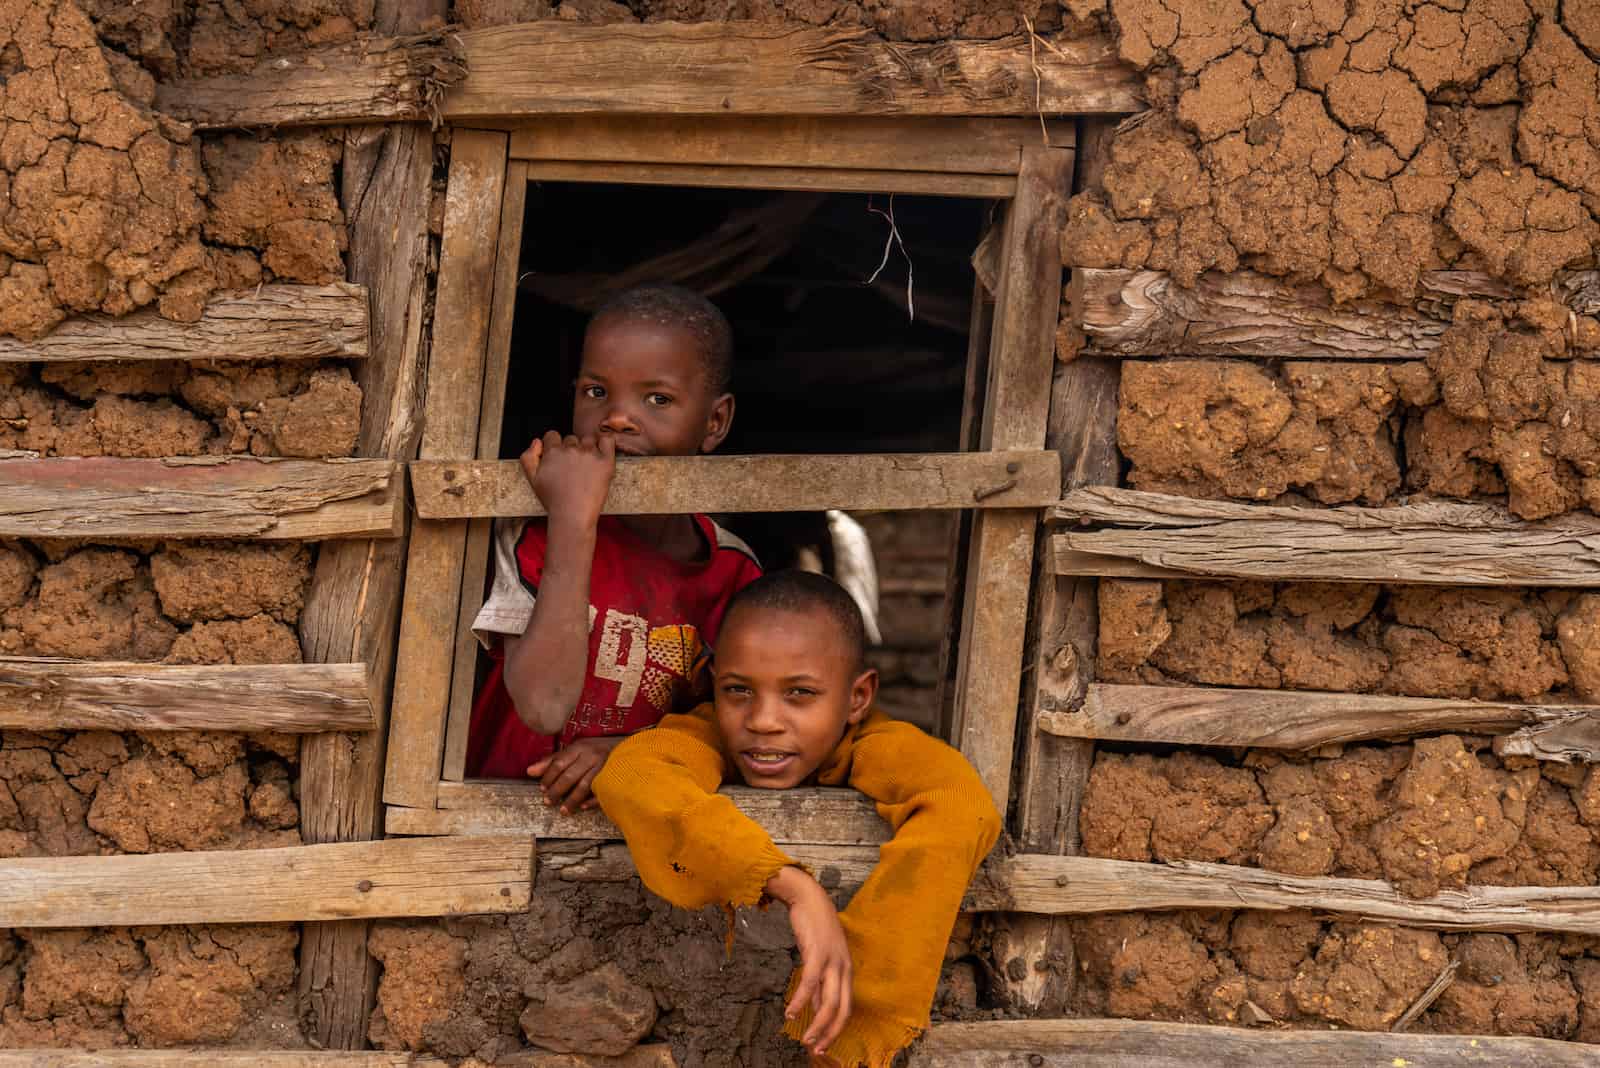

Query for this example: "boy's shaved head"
[589,284,734,395]
[721,570,866,672]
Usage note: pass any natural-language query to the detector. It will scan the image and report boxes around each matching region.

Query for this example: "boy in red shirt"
[465,285,762,810]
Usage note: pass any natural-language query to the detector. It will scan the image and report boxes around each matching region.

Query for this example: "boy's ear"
[846,667,878,724]
[699,393,735,454]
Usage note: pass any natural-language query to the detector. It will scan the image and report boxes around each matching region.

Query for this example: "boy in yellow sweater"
[592,571,1001,1067]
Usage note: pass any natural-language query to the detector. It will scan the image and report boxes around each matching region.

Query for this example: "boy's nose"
[599,406,638,434]
[745,698,784,733]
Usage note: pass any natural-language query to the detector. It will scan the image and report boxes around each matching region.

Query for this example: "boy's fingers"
[596,433,617,460]
[564,766,603,810]
[824,970,852,1052]
[525,757,552,778]
[804,967,840,1050]
[785,964,819,1021]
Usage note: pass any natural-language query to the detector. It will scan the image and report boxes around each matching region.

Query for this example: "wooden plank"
[523,159,1014,199]
[0,1055,445,1067]
[442,162,528,783]
[0,283,368,363]
[911,1019,1600,1066]
[294,2,449,1047]
[1052,487,1600,586]
[1070,267,1600,359]
[382,129,510,811]
[953,145,1074,811]
[1041,682,1600,761]
[0,659,372,733]
[444,23,1143,119]
[508,115,1073,173]
[413,451,1059,519]
[411,781,889,845]
[0,457,402,541]
[155,32,467,128]
[0,836,532,927]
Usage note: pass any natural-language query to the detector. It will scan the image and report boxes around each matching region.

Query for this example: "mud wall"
[1054,0,1600,1045]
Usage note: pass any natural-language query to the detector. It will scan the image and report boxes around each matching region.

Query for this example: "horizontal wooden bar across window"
[0,835,533,927]
[910,1019,1600,1066]
[442,22,1143,119]
[0,457,403,541]
[506,115,1075,174]
[1040,682,1600,762]
[154,32,468,129]
[0,284,369,363]
[414,781,889,846]
[521,159,1015,199]
[1068,267,1600,360]
[0,1054,446,1067]
[412,451,1060,519]
[0,658,373,733]
[1050,487,1600,586]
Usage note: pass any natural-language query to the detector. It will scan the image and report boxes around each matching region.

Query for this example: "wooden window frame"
[381,117,1074,843]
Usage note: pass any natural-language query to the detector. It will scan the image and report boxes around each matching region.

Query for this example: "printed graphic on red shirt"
[466,515,759,779]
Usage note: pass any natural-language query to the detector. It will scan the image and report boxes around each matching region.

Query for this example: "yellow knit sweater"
[592,704,1001,1068]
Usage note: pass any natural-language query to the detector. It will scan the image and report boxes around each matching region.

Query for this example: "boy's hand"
[766,867,852,1058]
[520,430,616,529]
[527,736,623,814]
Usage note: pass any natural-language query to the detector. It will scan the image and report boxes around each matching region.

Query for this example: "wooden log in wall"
[393,782,890,845]
[0,284,368,363]
[1051,487,1600,586]
[910,1019,1600,1066]
[0,836,533,927]
[1041,682,1600,762]
[0,1056,447,1067]
[412,451,1061,519]
[0,659,373,733]
[155,32,467,128]
[1068,267,1600,359]
[0,457,403,541]
[444,22,1143,119]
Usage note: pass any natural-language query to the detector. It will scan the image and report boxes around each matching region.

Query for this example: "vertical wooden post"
[950,145,1074,811]
[382,129,510,809]
[992,116,1123,1016]
[294,0,445,1050]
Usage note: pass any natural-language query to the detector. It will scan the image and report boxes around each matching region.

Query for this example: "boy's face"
[713,605,877,789]
[573,318,732,457]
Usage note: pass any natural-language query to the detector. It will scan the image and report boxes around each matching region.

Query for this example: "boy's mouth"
[738,749,797,777]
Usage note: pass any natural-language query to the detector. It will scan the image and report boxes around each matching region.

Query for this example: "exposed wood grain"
[1069,268,1600,359]
[294,2,445,1045]
[0,283,368,363]
[1051,487,1600,586]
[155,32,466,128]
[0,836,532,927]
[910,1019,1600,1066]
[954,146,1074,811]
[1040,682,1600,761]
[443,161,528,784]
[523,159,1014,199]
[444,23,1142,119]
[0,1055,446,1067]
[0,659,372,733]
[413,451,1060,518]
[407,782,890,845]
[508,115,1072,173]
[382,129,509,811]
[0,457,402,541]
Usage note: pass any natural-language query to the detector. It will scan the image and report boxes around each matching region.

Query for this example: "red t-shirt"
[465,514,762,778]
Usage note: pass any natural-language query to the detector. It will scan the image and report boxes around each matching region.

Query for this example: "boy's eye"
[720,684,751,696]
[645,392,672,407]
[580,384,605,399]
[786,687,818,699]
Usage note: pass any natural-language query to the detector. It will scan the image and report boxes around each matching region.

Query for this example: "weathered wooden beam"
[0,457,403,541]
[910,1019,1600,1066]
[0,283,368,363]
[155,32,467,129]
[521,159,1015,198]
[0,835,533,927]
[1051,487,1600,586]
[1040,682,1600,761]
[0,659,373,733]
[398,782,890,845]
[444,23,1142,119]
[412,451,1061,519]
[507,115,1074,173]
[1068,267,1600,359]
[0,1055,445,1067]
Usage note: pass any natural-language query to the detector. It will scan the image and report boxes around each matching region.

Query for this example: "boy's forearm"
[502,516,596,735]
